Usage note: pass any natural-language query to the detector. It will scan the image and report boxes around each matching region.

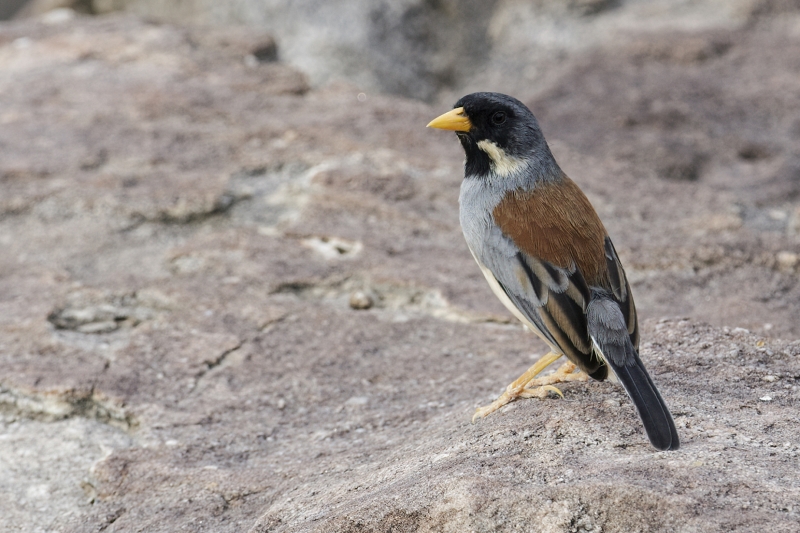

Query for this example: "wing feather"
[603,237,639,349]
[478,234,604,376]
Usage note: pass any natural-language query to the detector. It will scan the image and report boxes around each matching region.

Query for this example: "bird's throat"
[477,140,527,178]
[460,135,492,177]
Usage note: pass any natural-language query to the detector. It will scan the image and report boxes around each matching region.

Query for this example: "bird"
[427,92,679,451]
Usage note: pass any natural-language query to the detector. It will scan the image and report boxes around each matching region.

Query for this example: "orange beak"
[427,107,472,132]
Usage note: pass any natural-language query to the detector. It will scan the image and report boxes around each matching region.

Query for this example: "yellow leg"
[472,353,587,423]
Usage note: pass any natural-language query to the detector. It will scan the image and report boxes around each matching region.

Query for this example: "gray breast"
[459,178,494,255]
[458,161,547,259]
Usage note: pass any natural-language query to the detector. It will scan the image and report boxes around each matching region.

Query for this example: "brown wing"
[491,175,638,376]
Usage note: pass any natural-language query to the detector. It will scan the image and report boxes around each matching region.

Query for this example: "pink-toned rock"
[1,9,799,533]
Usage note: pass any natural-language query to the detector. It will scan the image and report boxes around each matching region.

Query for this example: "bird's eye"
[491,111,507,125]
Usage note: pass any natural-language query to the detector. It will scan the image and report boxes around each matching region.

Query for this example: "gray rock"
[1,9,800,533]
[15,0,759,102]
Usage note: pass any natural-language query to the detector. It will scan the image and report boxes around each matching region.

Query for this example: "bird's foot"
[473,351,572,423]
[472,357,587,422]
[523,360,587,389]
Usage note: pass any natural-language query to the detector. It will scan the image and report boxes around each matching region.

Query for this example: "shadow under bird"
[428,92,679,451]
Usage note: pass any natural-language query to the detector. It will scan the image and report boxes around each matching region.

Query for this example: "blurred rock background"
[1,1,799,532]
[6,0,773,102]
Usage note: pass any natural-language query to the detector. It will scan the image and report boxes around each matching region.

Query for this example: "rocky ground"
[1,7,799,533]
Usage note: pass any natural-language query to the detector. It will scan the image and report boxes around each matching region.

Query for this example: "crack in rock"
[187,340,246,394]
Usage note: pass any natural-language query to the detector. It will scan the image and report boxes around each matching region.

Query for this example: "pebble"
[776,251,798,271]
[349,290,374,310]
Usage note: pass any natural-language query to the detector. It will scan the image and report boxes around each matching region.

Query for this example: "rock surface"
[1,8,799,533]
[11,0,775,102]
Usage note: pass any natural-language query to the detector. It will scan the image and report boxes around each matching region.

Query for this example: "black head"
[429,92,558,179]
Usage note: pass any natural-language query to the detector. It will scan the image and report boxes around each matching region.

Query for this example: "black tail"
[587,296,679,451]
[605,355,679,451]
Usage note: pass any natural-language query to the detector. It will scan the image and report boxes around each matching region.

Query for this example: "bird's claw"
[471,383,564,423]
